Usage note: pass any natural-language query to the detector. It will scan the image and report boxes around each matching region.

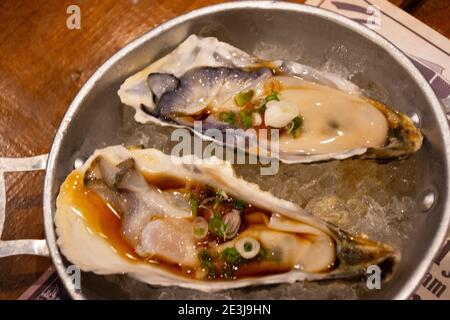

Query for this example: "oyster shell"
[55,145,397,291]
[118,35,422,163]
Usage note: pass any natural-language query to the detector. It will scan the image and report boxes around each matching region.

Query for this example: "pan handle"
[0,154,50,258]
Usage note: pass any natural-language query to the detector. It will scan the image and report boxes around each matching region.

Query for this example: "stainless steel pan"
[1,1,449,299]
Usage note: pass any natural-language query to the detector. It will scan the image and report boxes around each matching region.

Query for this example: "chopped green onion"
[285,116,303,138]
[190,195,199,216]
[208,211,228,239]
[199,250,213,264]
[234,90,254,107]
[217,190,228,199]
[212,190,226,210]
[264,91,279,104]
[193,217,208,239]
[233,199,246,210]
[235,236,260,259]
[221,247,241,264]
[194,227,206,237]
[218,111,236,125]
[256,91,279,113]
[258,247,278,261]
[239,111,253,129]
[221,247,241,278]
[207,269,217,279]
[244,242,253,252]
[198,250,216,279]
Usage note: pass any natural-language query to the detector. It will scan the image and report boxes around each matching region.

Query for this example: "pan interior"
[46,3,448,299]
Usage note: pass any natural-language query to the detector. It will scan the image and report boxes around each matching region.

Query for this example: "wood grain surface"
[0,0,449,300]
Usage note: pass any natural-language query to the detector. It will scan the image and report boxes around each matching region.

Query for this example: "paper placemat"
[18,266,70,300]
[19,0,450,300]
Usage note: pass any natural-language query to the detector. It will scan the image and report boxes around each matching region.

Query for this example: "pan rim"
[43,0,450,300]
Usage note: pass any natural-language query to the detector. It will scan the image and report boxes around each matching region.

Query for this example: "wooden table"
[0,0,449,300]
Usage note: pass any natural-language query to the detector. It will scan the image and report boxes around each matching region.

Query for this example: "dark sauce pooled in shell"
[60,169,325,281]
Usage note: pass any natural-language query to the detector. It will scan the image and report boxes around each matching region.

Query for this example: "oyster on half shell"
[55,146,397,291]
[118,35,422,163]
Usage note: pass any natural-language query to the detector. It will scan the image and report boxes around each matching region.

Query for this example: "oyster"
[55,145,397,291]
[118,35,422,163]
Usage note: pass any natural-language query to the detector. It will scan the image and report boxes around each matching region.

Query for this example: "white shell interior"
[117,35,376,163]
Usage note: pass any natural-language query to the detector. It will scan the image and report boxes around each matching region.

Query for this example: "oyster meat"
[118,35,422,163]
[56,146,397,291]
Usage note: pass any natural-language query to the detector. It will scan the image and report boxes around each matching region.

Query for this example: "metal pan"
[1,1,449,299]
